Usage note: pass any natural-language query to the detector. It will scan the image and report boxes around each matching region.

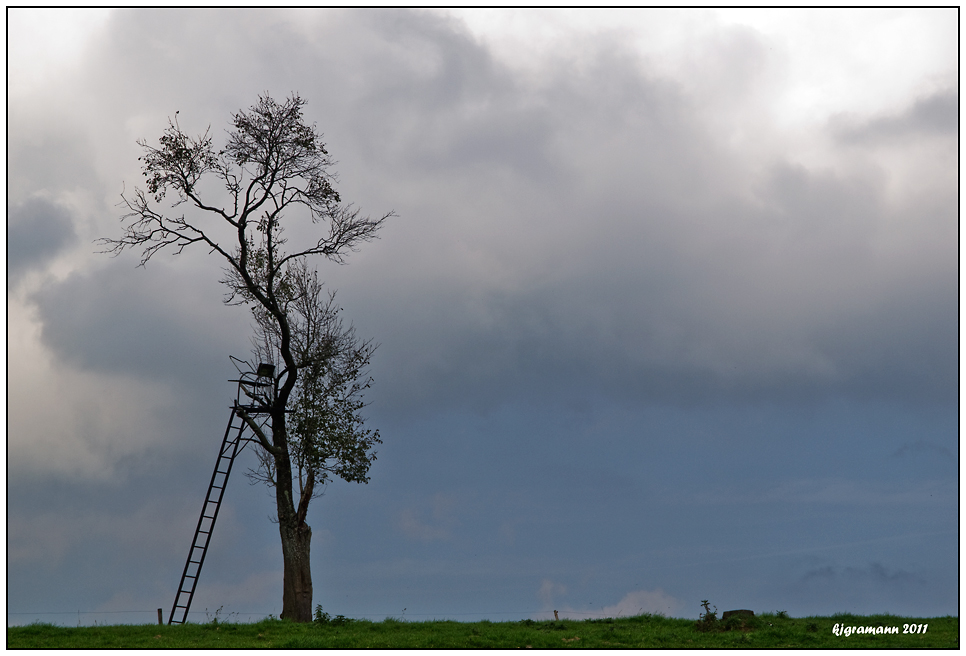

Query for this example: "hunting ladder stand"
[167,361,275,625]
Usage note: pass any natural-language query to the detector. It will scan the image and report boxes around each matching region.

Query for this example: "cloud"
[749,478,952,508]
[7,197,78,283]
[892,440,956,463]
[540,586,683,619]
[793,562,933,615]
[7,512,75,568]
[802,562,920,585]
[396,493,459,541]
[595,589,683,618]
[358,147,956,415]
[832,87,958,143]
[17,9,955,420]
[31,257,251,386]
[7,296,179,482]
[397,509,449,542]
[537,579,567,608]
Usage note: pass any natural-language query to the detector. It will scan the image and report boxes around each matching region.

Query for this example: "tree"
[100,93,392,622]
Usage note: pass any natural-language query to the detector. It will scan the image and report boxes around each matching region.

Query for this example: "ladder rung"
[169,404,248,626]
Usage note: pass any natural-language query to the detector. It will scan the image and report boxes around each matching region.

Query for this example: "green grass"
[7,613,957,649]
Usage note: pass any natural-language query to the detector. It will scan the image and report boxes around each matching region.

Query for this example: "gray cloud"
[892,440,956,463]
[31,256,250,388]
[350,155,956,416]
[832,87,958,143]
[45,9,952,415]
[764,553,953,617]
[801,561,925,593]
[8,198,77,283]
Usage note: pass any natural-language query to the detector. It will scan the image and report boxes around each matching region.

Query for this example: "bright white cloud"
[596,589,684,618]
[7,8,112,97]
[453,8,956,121]
[541,587,684,619]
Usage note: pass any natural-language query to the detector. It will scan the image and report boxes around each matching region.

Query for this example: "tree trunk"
[279,519,313,622]
[272,409,314,623]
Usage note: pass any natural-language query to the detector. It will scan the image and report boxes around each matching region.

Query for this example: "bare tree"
[100,93,392,622]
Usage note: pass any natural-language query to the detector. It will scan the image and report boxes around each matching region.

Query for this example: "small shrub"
[313,606,352,626]
[331,614,352,626]
[539,621,567,631]
[694,600,719,633]
[203,606,224,628]
[723,613,762,632]
[723,614,745,631]
[313,606,331,625]
[776,610,789,619]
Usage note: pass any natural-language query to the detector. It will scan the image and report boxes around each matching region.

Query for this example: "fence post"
[158,608,163,626]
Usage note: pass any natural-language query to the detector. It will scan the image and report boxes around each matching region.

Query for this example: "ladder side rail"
[180,420,245,610]
[169,484,226,625]
[169,451,235,625]
[170,449,233,625]
[168,409,245,625]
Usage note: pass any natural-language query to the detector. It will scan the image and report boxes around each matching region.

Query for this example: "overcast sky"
[7,8,958,626]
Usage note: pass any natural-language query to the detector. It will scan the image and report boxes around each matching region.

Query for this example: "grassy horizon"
[7,612,957,649]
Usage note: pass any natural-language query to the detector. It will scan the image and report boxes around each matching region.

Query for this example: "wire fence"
[8,608,622,627]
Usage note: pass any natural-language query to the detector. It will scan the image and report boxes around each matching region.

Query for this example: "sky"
[6,8,959,626]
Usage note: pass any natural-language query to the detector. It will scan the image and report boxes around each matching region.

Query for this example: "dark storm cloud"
[273,13,956,414]
[8,198,78,283]
[32,256,250,386]
[15,7,956,464]
[891,440,956,463]
[791,561,935,615]
[353,154,956,416]
[802,562,921,585]
[831,86,958,143]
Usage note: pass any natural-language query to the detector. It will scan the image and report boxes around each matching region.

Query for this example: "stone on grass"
[721,610,754,620]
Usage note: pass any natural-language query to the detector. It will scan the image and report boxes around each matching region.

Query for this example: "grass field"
[7,612,957,649]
